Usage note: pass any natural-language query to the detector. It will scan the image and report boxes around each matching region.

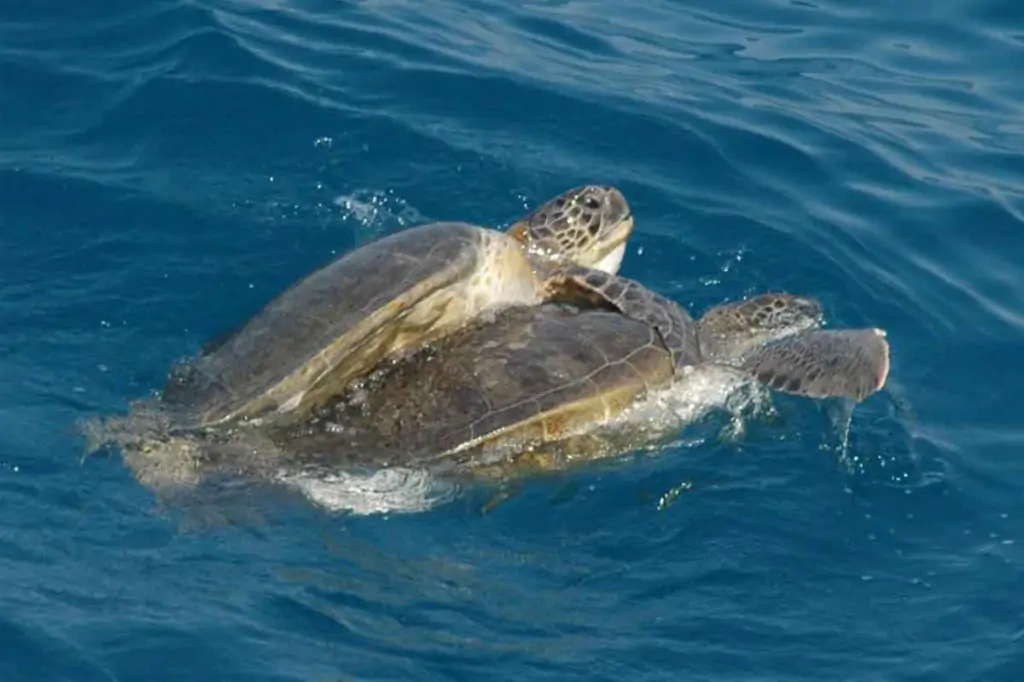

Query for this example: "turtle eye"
[585,197,600,210]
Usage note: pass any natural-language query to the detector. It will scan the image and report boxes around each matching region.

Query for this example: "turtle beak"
[599,208,634,256]
[589,203,633,275]
[612,210,634,244]
[603,186,634,241]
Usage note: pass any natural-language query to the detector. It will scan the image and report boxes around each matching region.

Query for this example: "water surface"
[3,0,1024,679]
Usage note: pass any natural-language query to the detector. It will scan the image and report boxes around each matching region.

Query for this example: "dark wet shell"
[275,304,683,467]
[162,222,487,426]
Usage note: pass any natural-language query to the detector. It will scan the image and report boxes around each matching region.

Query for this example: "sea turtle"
[159,185,636,430]
[265,269,891,481]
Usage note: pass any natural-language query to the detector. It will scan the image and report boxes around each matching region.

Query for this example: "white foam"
[276,466,457,516]
[608,363,768,437]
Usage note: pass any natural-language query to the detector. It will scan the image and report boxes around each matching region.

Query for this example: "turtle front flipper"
[697,293,825,362]
[737,328,890,402]
[542,266,700,371]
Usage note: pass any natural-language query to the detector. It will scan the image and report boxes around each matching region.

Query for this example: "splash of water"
[332,188,428,242]
[606,362,770,442]
[275,466,459,516]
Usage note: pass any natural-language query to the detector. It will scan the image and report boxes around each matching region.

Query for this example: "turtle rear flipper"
[697,293,824,361]
[738,328,890,402]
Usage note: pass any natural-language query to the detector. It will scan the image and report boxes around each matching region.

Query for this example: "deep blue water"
[4,0,1024,679]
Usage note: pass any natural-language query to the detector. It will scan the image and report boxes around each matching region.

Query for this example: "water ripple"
[4,0,1024,678]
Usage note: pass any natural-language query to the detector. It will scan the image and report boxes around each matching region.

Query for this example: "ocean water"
[3,0,1024,679]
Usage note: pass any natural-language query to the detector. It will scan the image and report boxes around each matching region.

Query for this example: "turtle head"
[508,185,634,274]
